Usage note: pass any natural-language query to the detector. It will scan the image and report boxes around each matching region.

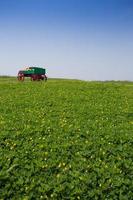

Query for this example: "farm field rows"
[0,78,133,199]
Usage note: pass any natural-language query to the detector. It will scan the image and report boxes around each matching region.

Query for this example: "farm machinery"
[18,67,47,81]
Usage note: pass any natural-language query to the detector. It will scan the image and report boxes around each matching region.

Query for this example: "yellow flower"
[56,174,60,178]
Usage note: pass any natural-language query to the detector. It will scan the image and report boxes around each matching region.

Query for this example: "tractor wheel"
[45,75,47,82]
[18,74,24,81]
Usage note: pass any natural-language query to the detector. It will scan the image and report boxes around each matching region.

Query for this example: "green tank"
[19,67,46,75]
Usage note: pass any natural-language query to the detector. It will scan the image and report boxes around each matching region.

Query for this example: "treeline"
[0,75,15,78]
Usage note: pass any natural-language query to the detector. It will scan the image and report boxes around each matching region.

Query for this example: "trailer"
[18,67,47,81]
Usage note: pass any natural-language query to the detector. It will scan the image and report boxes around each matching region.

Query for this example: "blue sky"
[0,0,133,80]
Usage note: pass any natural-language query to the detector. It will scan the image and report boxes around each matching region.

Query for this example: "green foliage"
[0,78,133,199]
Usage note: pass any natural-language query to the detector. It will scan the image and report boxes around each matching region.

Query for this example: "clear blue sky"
[0,0,133,80]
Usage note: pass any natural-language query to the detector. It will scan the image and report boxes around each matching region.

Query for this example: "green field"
[0,77,133,199]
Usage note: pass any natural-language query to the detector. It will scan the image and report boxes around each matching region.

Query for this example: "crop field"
[0,77,133,199]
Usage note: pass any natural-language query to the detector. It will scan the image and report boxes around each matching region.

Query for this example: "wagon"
[18,67,47,81]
